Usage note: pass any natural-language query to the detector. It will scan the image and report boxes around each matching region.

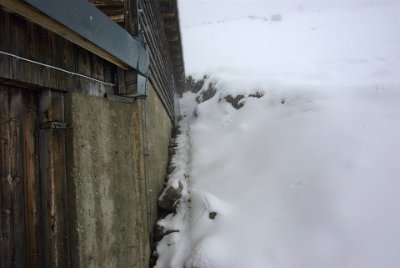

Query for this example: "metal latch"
[40,121,71,129]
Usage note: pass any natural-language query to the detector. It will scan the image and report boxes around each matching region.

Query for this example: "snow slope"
[155,1,400,267]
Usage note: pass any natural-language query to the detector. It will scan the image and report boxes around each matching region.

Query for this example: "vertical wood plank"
[119,0,139,96]
[125,0,138,36]
[0,85,5,266]
[39,89,70,268]
[0,12,11,80]
[22,91,40,268]
[0,12,10,51]
[0,86,27,267]
[74,48,92,93]
[53,35,76,91]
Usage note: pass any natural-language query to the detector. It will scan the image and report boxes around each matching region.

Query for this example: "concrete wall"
[144,85,173,227]
[64,84,172,267]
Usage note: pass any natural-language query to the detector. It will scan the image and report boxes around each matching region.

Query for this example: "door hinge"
[40,121,71,129]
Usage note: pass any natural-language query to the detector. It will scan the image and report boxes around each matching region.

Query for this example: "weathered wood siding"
[0,8,118,267]
[1,86,31,267]
[138,0,176,119]
[160,0,185,93]
[0,9,116,95]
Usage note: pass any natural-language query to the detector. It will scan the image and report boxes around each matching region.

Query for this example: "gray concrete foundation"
[64,83,172,267]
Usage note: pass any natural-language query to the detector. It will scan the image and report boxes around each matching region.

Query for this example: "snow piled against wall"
[155,1,400,267]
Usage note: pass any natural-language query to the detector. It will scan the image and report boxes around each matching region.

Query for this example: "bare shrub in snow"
[183,75,207,96]
[249,91,265,98]
[223,94,245,109]
[196,81,217,103]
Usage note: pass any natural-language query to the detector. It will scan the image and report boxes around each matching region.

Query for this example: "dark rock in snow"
[193,107,199,118]
[168,147,176,156]
[167,165,176,175]
[153,224,165,243]
[169,138,178,148]
[158,182,184,213]
[149,251,158,267]
[172,126,181,137]
[209,212,217,219]
[153,224,180,242]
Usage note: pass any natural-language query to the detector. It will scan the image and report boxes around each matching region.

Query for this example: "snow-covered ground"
[155,1,400,267]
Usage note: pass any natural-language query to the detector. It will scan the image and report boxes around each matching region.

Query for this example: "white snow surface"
[155,1,400,267]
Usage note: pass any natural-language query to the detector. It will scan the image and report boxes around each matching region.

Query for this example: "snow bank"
[154,1,400,267]
[184,82,400,268]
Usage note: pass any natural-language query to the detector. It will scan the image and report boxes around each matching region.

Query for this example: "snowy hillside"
[154,1,400,267]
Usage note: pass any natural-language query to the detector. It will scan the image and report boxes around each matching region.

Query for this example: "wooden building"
[0,0,185,267]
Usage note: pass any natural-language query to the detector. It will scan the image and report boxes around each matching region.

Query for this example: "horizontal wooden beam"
[90,0,124,7]
[96,7,125,16]
[163,20,178,30]
[0,0,148,75]
[109,14,124,23]
[161,11,176,19]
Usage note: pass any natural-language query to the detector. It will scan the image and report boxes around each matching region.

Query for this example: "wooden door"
[0,85,40,267]
[0,85,70,268]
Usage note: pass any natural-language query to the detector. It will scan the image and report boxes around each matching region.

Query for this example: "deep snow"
[155,1,400,267]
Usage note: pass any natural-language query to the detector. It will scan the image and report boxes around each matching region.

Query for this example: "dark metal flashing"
[137,74,147,96]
